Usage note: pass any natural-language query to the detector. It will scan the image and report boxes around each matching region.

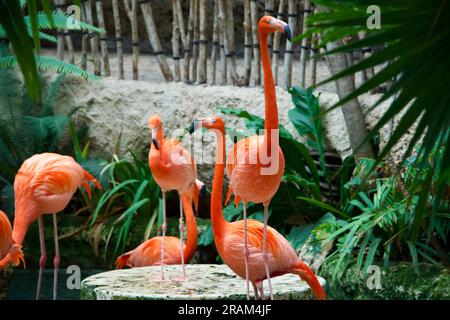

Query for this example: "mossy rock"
[81,264,326,300]
[320,259,450,300]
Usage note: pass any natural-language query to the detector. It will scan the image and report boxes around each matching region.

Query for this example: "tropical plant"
[0,0,100,104]
[295,0,450,232]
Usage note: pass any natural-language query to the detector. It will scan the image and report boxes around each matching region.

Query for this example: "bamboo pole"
[250,0,260,86]
[85,0,101,75]
[299,0,311,88]
[111,0,124,79]
[62,0,75,64]
[191,0,199,83]
[219,14,227,85]
[176,0,186,47]
[183,0,195,83]
[124,0,139,80]
[218,0,237,85]
[210,0,219,85]
[140,0,174,81]
[272,0,285,85]
[197,0,207,84]
[283,0,297,88]
[54,0,65,61]
[80,1,88,70]
[242,0,252,86]
[95,0,110,76]
[265,0,274,54]
[309,33,317,86]
[172,0,181,81]
[225,0,236,84]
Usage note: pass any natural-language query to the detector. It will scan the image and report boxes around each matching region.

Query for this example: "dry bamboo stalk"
[80,1,88,70]
[283,0,297,88]
[250,0,260,86]
[124,0,139,80]
[242,0,252,86]
[111,0,124,79]
[172,0,181,81]
[272,0,285,85]
[95,0,110,76]
[54,0,65,60]
[309,33,317,86]
[140,0,174,81]
[218,0,237,85]
[219,16,227,85]
[210,0,219,85]
[62,0,75,64]
[197,0,207,84]
[85,0,101,75]
[299,0,311,88]
[183,0,195,83]
[176,0,187,47]
[225,0,237,85]
[191,0,199,83]
[265,0,274,54]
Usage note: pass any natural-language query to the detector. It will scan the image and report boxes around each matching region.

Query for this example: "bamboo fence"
[54,0,330,88]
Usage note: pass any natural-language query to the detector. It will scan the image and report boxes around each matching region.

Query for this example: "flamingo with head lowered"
[0,210,25,270]
[225,16,291,299]
[148,115,203,281]
[11,152,101,300]
[189,117,325,300]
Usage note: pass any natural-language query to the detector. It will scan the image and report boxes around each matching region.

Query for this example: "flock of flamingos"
[0,17,326,301]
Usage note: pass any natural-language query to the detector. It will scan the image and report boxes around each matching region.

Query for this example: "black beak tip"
[284,25,292,41]
[188,121,196,134]
[152,138,159,150]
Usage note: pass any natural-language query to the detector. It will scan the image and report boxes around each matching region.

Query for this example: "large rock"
[80,264,326,300]
[54,76,402,182]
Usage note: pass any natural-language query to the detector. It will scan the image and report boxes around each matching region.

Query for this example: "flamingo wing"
[128,236,183,267]
[0,210,13,259]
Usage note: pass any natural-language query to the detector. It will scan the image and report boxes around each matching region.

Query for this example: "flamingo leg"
[36,216,46,300]
[52,213,60,300]
[252,282,260,300]
[263,204,274,300]
[178,195,186,279]
[243,203,250,300]
[160,191,167,281]
[256,281,266,300]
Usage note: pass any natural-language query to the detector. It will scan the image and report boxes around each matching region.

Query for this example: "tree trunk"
[325,40,375,160]
[112,0,124,79]
[140,1,173,81]
[95,0,110,76]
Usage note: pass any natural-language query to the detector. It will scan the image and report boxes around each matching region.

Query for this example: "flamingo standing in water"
[0,210,25,270]
[226,16,291,299]
[11,153,101,300]
[189,117,325,300]
[148,115,203,280]
[115,194,198,268]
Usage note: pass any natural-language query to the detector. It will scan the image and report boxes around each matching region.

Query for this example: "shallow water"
[8,268,106,300]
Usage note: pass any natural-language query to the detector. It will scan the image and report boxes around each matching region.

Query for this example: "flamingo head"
[148,115,162,150]
[189,117,225,134]
[259,16,292,41]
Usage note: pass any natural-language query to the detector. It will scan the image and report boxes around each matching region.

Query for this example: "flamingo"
[11,153,101,300]
[225,16,291,299]
[0,210,25,270]
[115,194,198,268]
[189,117,325,300]
[148,115,203,281]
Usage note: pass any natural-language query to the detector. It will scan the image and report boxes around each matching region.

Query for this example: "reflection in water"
[8,269,106,300]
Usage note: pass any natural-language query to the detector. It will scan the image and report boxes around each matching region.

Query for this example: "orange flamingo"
[11,153,101,300]
[190,117,325,300]
[0,210,25,270]
[225,16,291,299]
[148,115,203,280]
[115,194,197,268]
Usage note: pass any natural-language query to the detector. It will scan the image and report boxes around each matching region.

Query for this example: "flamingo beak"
[151,128,159,150]
[189,119,201,134]
[284,24,292,41]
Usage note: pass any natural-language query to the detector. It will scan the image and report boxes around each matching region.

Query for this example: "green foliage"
[0,1,101,104]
